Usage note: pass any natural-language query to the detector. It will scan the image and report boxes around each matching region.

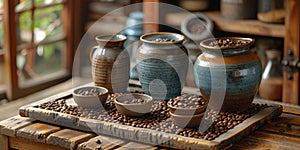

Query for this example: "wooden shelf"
[165,11,285,38]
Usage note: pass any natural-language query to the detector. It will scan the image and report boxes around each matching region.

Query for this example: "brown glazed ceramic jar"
[90,34,130,93]
[194,37,262,112]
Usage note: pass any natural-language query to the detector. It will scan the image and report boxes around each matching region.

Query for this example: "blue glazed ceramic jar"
[194,37,262,112]
[136,32,189,100]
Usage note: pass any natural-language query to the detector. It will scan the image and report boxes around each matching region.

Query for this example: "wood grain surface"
[0,96,299,149]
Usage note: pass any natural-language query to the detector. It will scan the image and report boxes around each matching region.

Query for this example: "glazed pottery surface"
[136,32,189,100]
[114,93,153,117]
[170,112,204,128]
[72,86,109,109]
[91,34,130,93]
[194,37,262,112]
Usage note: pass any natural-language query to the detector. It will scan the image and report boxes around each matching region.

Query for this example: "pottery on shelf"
[90,34,130,93]
[194,37,262,112]
[181,13,214,42]
[136,32,189,100]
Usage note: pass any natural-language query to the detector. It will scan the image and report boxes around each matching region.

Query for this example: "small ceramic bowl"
[114,93,153,117]
[73,86,109,109]
[170,112,204,128]
[167,104,207,115]
[167,96,207,115]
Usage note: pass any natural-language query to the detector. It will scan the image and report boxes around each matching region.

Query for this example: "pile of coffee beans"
[36,99,80,116]
[168,94,206,108]
[153,38,175,42]
[121,98,149,104]
[76,88,104,96]
[208,38,250,48]
[35,93,268,141]
[199,103,268,140]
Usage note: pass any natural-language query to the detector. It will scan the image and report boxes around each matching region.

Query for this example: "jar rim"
[140,32,185,44]
[200,37,255,51]
[95,34,127,42]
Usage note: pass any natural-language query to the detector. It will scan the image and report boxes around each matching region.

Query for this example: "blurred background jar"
[181,13,214,87]
[259,49,283,101]
[123,11,143,80]
[221,0,257,20]
[258,0,285,23]
[179,0,209,12]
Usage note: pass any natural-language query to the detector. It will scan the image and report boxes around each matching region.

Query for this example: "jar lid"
[181,13,214,41]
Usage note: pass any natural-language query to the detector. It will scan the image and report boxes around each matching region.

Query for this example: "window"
[0,0,6,99]
[1,0,83,100]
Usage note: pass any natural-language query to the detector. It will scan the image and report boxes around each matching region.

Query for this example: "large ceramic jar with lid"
[90,34,130,93]
[136,32,189,100]
[194,37,262,112]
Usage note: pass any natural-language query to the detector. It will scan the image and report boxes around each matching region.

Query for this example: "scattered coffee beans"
[153,38,175,42]
[121,98,149,104]
[168,94,206,108]
[36,99,80,116]
[208,38,250,48]
[76,88,104,96]
[35,93,268,141]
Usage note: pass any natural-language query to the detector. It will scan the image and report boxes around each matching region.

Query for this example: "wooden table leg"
[0,135,9,150]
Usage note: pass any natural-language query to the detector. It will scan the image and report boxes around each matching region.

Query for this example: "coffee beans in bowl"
[123,98,149,104]
[114,93,153,117]
[152,38,175,42]
[73,86,109,109]
[167,94,207,115]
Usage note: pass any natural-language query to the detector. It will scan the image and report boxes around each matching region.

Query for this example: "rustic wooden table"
[1,99,299,150]
[0,85,300,149]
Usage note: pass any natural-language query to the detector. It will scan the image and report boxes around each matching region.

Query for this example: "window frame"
[2,0,85,100]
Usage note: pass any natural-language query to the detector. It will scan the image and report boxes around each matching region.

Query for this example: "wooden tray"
[19,87,282,150]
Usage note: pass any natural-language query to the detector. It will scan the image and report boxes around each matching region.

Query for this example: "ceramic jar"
[136,32,189,100]
[258,0,285,23]
[124,11,144,37]
[259,50,282,101]
[194,37,262,112]
[90,34,130,93]
[123,11,144,80]
[179,0,209,12]
[221,0,257,20]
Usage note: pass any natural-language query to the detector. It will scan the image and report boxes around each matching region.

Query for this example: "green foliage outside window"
[0,0,63,59]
